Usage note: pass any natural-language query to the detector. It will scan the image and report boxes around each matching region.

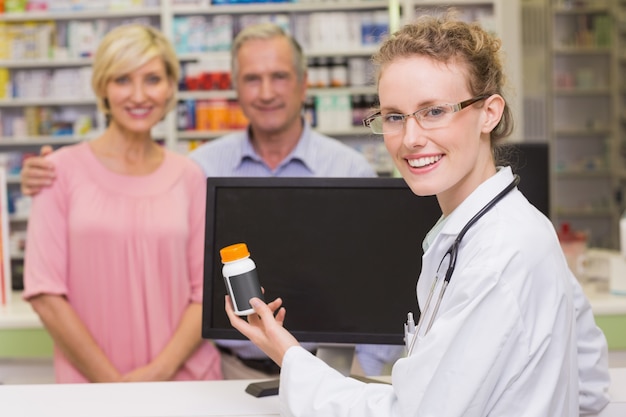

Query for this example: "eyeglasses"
[363,94,490,135]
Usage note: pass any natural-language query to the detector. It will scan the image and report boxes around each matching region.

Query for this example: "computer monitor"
[200,142,550,352]
[201,177,440,347]
[500,142,551,218]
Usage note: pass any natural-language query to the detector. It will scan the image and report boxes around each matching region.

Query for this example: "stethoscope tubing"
[407,175,520,356]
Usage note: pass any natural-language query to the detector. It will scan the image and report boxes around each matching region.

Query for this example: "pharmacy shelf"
[171,1,390,15]
[178,47,379,62]
[0,132,166,145]
[0,98,95,107]
[0,7,162,22]
[178,86,377,100]
[0,136,85,147]
[0,59,93,69]
[177,126,372,141]
[553,46,613,54]
[317,126,372,137]
[10,252,24,261]
[549,1,617,248]
[554,208,614,218]
[308,86,377,96]
[304,48,380,58]
[9,214,28,223]
[0,0,529,290]
[616,0,626,240]
[554,128,612,136]
[6,175,20,185]
[178,90,237,100]
[552,4,610,15]
[548,88,610,96]
[555,171,613,179]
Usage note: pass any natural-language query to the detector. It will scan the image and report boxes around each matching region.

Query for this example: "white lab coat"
[279,167,608,417]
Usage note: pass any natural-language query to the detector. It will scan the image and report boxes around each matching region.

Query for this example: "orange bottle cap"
[220,243,250,263]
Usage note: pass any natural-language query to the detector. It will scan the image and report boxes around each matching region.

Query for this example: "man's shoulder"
[189,132,243,161]
[308,130,376,176]
[187,132,245,176]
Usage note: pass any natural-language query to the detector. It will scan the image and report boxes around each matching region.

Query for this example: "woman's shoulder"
[163,148,206,181]
[44,142,94,183]
[47,141,89,164]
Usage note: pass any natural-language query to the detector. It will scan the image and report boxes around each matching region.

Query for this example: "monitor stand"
[315,343,355,376]
[245,343,356,397]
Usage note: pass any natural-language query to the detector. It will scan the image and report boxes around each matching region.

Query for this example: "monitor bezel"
[201,176,438,345]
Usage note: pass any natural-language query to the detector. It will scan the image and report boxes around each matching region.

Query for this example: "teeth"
[408,155,442,168]
[129,108,149,115]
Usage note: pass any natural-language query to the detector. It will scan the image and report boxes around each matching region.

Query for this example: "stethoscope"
[405,174,520,356]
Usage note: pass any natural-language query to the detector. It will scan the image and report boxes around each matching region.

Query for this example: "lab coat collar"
[439,166,516,238]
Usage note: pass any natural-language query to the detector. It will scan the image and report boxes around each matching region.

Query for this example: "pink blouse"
[23,142,221,383]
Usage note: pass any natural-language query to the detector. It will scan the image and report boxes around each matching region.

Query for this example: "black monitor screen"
[502,142,550,218]
[202,177,441,345]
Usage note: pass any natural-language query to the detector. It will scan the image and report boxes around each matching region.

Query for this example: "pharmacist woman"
[226,13,610,416]
[22,24,221,383]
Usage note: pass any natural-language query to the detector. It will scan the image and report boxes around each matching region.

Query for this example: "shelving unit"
[169,0,390,163]
[615,0,626,247]
[0,0,525,166]
[548,0,617,248]
[0,0,524,289]
[0,0,394,290]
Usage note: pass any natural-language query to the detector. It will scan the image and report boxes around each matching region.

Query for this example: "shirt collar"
[238,118,315,174]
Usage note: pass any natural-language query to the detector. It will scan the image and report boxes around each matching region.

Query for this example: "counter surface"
[0,369,624,417]
[0,292,41,329]
[583,281,626,316]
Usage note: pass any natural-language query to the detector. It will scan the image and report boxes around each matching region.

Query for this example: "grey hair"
[230,23,306,87]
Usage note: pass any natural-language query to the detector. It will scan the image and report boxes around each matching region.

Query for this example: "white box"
[584,249,626,295]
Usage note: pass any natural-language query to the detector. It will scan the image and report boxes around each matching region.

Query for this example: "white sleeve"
[279,346,396,417]
[570,274,611,415]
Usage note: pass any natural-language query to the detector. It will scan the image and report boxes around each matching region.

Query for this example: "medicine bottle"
[330,57,348,87]
[220,243,264,316]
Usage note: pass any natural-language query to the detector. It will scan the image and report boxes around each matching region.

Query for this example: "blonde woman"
[23,24,222,383]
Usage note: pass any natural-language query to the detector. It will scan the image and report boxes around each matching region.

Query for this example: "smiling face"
[105,57,174,136]
[378,56,504,214]
[234,36,307,141]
